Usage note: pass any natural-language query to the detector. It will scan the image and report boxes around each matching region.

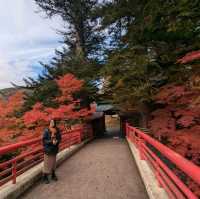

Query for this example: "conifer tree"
[97,0,200,113]
[22,0,103,111]
[35,0,102,59]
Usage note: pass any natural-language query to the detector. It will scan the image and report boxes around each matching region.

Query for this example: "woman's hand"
[52,139,58,145]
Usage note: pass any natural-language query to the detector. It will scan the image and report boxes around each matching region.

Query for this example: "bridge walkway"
[21,138,148,199]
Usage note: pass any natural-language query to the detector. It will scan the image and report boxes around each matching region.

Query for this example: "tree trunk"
[138,102,150,128]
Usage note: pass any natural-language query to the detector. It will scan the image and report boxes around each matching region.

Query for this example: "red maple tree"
[0,74,95,146]
[148,84,200,166]
[148,52,200,168]
[0,91,24,117]
[0,91,25,145]
[23,74,94,126]
[148,81,200,196]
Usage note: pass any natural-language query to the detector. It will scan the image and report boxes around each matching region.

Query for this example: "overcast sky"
[0,0,64,89]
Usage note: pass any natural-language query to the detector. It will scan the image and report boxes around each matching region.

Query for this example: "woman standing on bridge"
[42,119,62,184]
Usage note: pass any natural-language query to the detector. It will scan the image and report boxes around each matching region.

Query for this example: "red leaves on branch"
[0,91,25,145]
[23,74,94,126]
[23,103,48,126]
[149,107,175,137]
[148,83,200,166]
[177,50,200,64]
[154,84,185,104]
[46,104,75,120]
[56,74,84,103]
[176,115,195,128]
[0,91,24,117]
[0,74,94,146]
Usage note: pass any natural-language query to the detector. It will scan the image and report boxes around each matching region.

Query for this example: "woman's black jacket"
[42,128,62,155]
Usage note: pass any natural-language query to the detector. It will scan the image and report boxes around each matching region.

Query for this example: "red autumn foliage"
[23,102,48,126]
[148,83,200,196]
[23,74,94,126]
[154,84,186,104]
[0,91,25,146]
[148,84,200,166]
[0,91,24,117]
[176,115,195,128]
[177,50,200,64]
[0,74,95,147]
[149,107,176,138]
[56,73,84,103]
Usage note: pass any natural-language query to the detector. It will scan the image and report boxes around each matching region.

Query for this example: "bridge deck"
[21,138,148,199]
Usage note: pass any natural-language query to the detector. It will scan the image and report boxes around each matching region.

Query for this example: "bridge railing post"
[12,159,17,184]
[138,134,146,160]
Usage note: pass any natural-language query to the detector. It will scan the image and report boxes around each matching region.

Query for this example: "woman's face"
[49,120,55,128]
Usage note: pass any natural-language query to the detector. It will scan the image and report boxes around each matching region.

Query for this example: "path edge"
[126,138,169,199]
[0,138,93,199]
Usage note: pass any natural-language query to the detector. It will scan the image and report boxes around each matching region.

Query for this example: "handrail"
[0,125,93,186]
[126,123,200,199]
[0,127,86,156]
[130,125,200,184]
[0,138,41,156]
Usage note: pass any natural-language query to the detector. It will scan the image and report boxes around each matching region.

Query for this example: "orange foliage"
[0,91,24,117]
[0,74,94,146]
[56,73,84,103]
[0,91,25,146]
[23,74,94,126]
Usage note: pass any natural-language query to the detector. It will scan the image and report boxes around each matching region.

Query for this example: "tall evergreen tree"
[35,0,103,59]
[22,0,103,111]
[97,0,200,113]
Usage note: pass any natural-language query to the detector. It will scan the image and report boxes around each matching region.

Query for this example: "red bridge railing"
[0,125,93,186]
[126,123,200,199]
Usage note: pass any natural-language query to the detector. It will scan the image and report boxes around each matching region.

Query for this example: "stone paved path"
[21,138,148,199]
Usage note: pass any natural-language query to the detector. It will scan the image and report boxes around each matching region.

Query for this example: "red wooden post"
[138,136,146,160]
[12,159,17,184]
[134,129,139,148]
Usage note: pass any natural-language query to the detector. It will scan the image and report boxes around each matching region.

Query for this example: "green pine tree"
[22,0,104,112]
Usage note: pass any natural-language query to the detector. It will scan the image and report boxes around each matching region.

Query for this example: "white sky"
[0,0,64,89]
